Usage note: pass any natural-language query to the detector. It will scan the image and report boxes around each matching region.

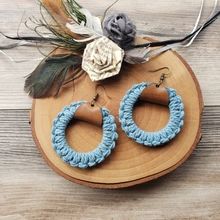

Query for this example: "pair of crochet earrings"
[51,70,184,169]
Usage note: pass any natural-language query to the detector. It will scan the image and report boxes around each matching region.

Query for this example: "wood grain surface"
[0,0,220,219]
[32,48,203,188]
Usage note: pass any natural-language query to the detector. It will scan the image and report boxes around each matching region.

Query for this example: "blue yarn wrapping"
[51,101,118,169]
[119,83,184,147]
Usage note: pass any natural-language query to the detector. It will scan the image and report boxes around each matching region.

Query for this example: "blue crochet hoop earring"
[119,73,184,147]
[51,94,118,169]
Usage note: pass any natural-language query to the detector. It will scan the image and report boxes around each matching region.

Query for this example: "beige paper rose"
[82,36,124,81]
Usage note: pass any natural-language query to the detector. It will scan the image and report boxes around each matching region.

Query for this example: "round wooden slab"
[31,44,203,189]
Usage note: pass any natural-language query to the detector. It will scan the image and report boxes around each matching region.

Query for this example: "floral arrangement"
[0,0,219,98]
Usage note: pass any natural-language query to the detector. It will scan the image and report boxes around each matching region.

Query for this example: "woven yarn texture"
[119,82,184,147]
[52,101,118,168]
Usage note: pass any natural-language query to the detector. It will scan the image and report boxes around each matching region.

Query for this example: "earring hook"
[90,93,99,107]
[149,67,171,87]
[156,73,168,87]
[90,83,112,107]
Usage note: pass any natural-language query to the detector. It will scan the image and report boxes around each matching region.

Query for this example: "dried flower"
[82,36,124,81]
[103,13,136,49]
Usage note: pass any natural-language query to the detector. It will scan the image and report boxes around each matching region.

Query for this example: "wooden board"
[30,44,203,189]
[1,107,220,220]
[1,0,220,218]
